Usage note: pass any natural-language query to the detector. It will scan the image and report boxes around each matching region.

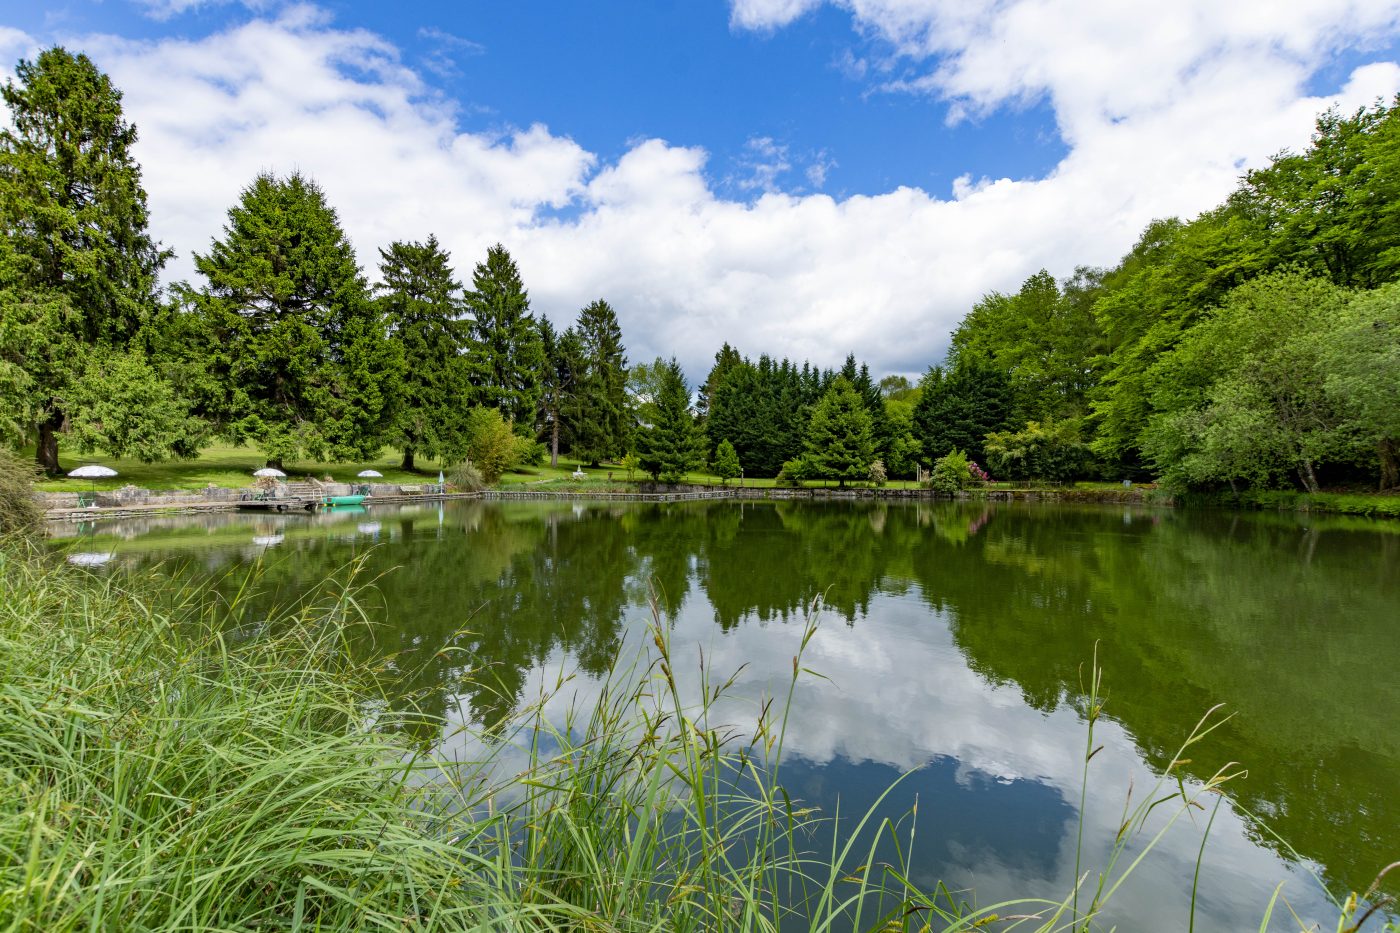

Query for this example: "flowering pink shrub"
[969,460,992,485]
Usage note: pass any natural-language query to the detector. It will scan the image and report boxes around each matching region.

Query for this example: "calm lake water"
[50,499,1399,931]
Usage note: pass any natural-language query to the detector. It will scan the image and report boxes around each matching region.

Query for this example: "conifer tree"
[570,299,629,465]
[465,244,545,426]
[0,48,173,472]
[377,235,471,470]
[804,376,874,487]
[712,438,741,484]
[190,172,400,467]
[636,359,701,483]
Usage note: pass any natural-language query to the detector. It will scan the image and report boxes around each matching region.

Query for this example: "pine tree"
[465,244,545,426]
[0,48,172,472]
[636,359,701,483]
[712,438,741,484]
[804,376,874,487]
[190,172,400,467]
[570,299,629,465]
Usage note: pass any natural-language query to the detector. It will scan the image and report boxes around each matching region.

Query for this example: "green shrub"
[776,456,813,487]
[929,449,972,494]
[463,407,517,483]
[514,437,547,468]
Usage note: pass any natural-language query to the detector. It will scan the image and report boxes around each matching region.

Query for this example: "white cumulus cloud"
[8,2,1400,379]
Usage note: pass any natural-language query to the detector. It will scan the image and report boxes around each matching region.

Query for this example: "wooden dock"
[234,498,320,512]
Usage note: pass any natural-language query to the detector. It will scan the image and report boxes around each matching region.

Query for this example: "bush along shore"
[2,536,1396,931]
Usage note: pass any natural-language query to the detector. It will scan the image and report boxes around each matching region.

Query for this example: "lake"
[50,498,1399,931]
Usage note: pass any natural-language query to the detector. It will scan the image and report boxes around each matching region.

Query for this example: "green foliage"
[912,360,1013,465]
[697,341,742,419]
[1313,282,1400,488]
[188,171,400,467]
[514,437,547,468]
[929,449,972,494]
[711,438,741,483]
[65,348,207,461]
[0,47,173,472]
[706,355,823,476]
[803,376,874,487]
[635,359,701,483]
[1138,272,1352,492]
[775,457,810,487]
[985,420,1093,483]
[0,448,42,537]
[952,268,1107,425]
[376,235,471,470]
[883,395,921,478]
[619,451,640,480]
[462,406,518,484]
[464,244,544,426]
[568,299,630,465]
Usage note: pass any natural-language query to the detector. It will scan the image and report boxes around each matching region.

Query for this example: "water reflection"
[54,499,1399,930]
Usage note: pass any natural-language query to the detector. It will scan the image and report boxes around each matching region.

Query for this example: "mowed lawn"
[33,444,452,492]
[32,443,932,492]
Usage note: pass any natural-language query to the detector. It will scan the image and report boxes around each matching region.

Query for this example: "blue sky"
[4,0,1400,377]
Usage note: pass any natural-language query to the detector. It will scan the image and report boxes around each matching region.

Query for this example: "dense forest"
[2,47,1397,493]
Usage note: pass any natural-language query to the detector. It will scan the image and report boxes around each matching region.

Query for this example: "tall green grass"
[0,544,1393,931]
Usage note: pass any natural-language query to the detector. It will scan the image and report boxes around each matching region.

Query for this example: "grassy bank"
[1183,488,1400,519]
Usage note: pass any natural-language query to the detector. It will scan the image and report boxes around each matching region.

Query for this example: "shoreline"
[42,480,1400,522]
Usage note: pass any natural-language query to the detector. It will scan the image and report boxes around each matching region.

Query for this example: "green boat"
[321,494,367,508]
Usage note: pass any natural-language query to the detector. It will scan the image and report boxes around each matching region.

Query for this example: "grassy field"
[32,444,933,492]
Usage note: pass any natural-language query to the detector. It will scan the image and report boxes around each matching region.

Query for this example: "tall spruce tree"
[376,235,470,470]
[0,48,173,472]
[570,299,629,465]
[190,172,400,467]
[804,376,874,487]
[636,358,701,483]
[465,244,544,426]
[697,342,742,422]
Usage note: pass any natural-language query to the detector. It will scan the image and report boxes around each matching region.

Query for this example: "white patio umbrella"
[68,464,117,504]
[356,469,382,478]
[253,468,286,478]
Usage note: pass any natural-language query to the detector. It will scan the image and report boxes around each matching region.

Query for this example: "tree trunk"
[550,411,560,468]
[401,447,415,472]
[36,415,61,475]
[266,457,283,471]
[1298,459,1320,494]
[1379,438,1399,491]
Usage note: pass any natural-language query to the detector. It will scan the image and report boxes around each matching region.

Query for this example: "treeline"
[927,99,1400,492]
[0,47,910,487]
[4,47,1397,492]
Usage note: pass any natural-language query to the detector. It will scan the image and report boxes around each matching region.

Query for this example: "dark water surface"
[51,499,1399,930]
